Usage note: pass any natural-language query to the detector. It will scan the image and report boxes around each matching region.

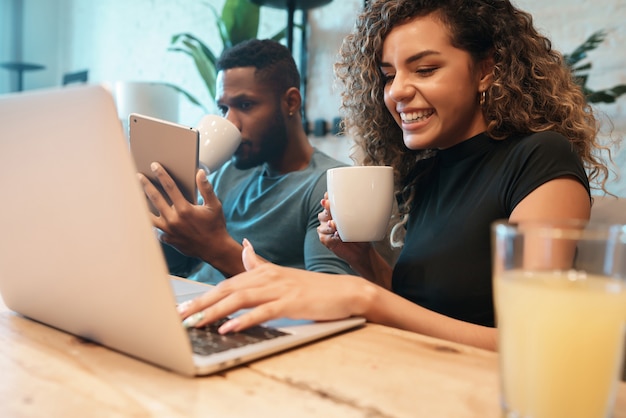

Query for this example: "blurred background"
[0,0,624,194]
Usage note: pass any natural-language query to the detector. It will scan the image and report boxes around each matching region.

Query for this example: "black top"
[391,132,590,327]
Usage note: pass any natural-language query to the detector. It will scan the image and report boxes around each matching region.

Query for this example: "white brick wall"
[512,0,626,195]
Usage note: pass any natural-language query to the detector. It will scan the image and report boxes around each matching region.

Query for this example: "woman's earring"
[289,111,294,117]
[479,91,486,106]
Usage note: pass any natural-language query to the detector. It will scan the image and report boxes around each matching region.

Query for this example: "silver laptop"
[0,84,365,377]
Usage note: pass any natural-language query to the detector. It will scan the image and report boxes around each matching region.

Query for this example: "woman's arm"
[178,239,498,351]
[176,177,590,353]
[509,177,590,223]
[365,284,498,350]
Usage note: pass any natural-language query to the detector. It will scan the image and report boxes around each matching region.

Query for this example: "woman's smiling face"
[380,14,491,150]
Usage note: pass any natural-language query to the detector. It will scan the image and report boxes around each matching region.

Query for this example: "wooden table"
[0,295,624,418]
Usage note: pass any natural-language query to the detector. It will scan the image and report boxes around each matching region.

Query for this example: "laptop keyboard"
[185,317,290,356]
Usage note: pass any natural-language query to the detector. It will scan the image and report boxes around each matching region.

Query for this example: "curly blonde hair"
[335,0,613,230]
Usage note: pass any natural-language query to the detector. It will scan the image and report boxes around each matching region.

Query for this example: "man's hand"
[137,163,245,276]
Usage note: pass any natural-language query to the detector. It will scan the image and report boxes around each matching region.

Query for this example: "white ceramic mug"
[326,166,394,242]
[196,114,241,173]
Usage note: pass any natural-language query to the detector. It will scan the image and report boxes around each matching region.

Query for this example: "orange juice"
[495,270,626,418]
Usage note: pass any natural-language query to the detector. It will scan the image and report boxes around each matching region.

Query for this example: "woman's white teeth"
[401,110,433,122]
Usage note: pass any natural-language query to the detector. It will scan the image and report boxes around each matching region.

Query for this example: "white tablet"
[128,113,199,215]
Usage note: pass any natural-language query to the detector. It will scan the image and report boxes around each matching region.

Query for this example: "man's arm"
[138,164,246,278]
[160,241,200,277]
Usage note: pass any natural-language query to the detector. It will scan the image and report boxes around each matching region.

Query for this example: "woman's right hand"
[317,192,373,268]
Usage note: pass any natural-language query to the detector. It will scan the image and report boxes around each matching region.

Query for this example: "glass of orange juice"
[492,220,626,418]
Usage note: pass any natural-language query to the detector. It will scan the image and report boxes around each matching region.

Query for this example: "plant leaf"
[221,0,260,46]
[269,28,287,42]
[170,38,216,102]
[170,33,218,64]
[572,62,592,73]
[586,84,626,104]
[169,33,219,100]
[162,82,208,113]
[573,74,589,89]
[166,0,290,111]
[564,30,606,67]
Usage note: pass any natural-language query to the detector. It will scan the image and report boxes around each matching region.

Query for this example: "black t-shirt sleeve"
[501,131,590,212]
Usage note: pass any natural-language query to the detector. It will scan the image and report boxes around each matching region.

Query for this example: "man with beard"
[139,39,354,284]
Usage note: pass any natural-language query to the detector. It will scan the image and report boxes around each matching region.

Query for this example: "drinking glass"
[492,220,626,418]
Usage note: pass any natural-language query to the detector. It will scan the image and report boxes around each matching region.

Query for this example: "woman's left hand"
[177,239,374,334]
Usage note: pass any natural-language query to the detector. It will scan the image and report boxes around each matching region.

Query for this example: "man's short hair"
[216,39,300,93]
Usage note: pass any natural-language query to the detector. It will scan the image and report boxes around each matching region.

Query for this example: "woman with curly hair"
[177,0,614,351]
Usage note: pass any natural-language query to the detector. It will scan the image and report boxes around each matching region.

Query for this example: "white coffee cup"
[326,166,394,242]
[196,114,242,173]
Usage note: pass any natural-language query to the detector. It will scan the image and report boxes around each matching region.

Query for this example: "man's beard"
[234,113,289,170]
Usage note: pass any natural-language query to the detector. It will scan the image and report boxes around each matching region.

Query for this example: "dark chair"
[62,70,88,86]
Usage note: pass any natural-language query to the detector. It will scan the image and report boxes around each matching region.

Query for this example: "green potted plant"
[564,29,626,104]
[167,0,286,112]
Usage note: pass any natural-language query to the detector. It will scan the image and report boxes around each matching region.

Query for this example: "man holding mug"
[140,39,354,283]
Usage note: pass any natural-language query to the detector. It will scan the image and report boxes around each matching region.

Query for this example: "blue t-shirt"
[392,132,590,326]
[165,149,354,284]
